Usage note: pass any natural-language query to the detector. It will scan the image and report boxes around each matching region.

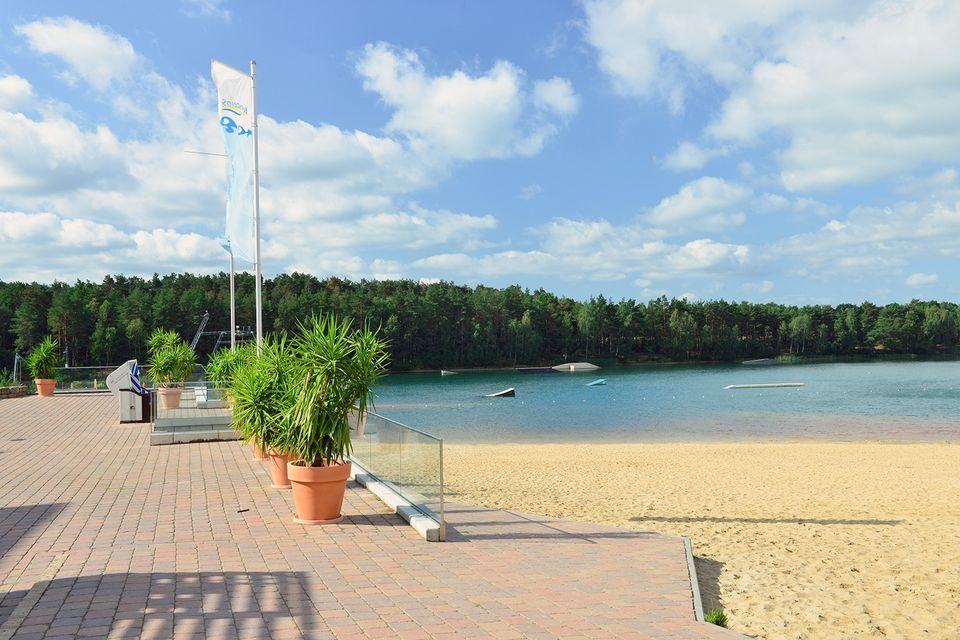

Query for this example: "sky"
[0,0,958,305]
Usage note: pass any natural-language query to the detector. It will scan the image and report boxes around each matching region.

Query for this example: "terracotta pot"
[268,451,291,488]
[251,440,269,461]
[288,460,351,524]
[158,387,182,409]
[35,379,56,397]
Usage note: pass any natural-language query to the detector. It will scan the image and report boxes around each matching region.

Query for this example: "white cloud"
[412,214,752,287]
[0,111,133,196]
[3,22,542,250]
[0,76,33,110]
[707,2,960,190]
[792,197,839,217]
[356,42,578,160]
[58,218,128,247]
[646,177,750,232]
[581,0,825,113]
[772,198,960,281]
[895,168,960,201]
[584,1,960,191]
[532,77,581,119]
[519,184,542,200]
[268,204,497,255]
[751,193,790,213]
[0,210,224,282]
[180,0,232,21]
[906,273,938,287]
[658,238,749,276]
[744,279,775,293]
[15,18,138,91]
[663,141,724,171]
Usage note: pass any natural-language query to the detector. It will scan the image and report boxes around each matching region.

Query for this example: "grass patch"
[705,608,728,627]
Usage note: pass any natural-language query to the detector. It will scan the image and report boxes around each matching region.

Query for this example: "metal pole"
[229,251,236,350]
[251,59,263,354]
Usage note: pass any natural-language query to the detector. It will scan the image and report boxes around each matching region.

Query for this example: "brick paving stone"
[0,394,744,639]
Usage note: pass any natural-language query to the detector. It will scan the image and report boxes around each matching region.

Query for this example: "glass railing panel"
[151,382,233,433]
[350,411,444,527]
[52,366,118,390]
[398,428,443,521]
[354,412,403,488]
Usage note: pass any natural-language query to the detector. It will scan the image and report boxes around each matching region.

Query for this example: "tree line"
[1,272,958,373]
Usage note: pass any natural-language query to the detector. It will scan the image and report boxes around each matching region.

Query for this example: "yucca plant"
[230,336,295,453]
[147,328,180,359]
[146,331,196,387]
[205,343,255,390]
[27,336,62,380]
[286,315,389,467]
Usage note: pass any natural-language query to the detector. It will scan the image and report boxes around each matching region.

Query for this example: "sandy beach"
[444,442,960,639]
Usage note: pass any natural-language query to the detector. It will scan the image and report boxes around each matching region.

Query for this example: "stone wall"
[0,386,28,399]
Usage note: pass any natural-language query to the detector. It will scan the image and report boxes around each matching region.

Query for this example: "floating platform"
[485,387,516,398]
[552,362,600,372]
[440,370,458,376]
[586,379,606,386]
[725,382,805,390]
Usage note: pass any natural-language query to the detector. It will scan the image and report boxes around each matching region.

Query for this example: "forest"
[1,272,958,372]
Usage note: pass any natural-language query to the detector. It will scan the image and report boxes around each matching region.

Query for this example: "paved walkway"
[0,394,738,639]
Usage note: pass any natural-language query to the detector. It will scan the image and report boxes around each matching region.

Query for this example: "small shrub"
[27,336,62,379]
[0,369,16,386]
[205,344,254,389]
[705,608,728,627]
[146,330,196,387]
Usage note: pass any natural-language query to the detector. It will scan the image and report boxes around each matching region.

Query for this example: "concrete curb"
[349,462,444,542]
[684,537,754,639]
[150,429,241,445]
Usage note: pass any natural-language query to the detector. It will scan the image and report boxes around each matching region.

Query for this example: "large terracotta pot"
[268,451,291,488]
[35,379,56,397]
[158,387,182,409]
[251,439,269,461]
[288,461,351,524]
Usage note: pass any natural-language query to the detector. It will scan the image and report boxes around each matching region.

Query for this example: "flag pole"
[229,251,236,351]
[251,59,263,354]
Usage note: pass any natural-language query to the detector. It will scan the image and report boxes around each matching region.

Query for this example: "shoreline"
[387,353,960,374]
[443,441,960,639]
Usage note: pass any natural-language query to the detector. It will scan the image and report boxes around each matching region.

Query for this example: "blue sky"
[1,0,958,305]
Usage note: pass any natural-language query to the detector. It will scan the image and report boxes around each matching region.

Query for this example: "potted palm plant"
[205,344,254,391]
[27,336,62,397]
[147,329,197,409]
[286,315,389,524]
[231,336,295,477]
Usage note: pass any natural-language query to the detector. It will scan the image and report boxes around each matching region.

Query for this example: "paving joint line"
[0,553,67,640]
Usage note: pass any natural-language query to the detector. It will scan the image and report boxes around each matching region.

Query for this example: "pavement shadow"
[0,570,320,636]
[443,507,662,543]
[694,556,724,614]
[630,515,902,526]
[0,503,69,562]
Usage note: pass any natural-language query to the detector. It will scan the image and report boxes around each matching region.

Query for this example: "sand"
[443,442,960,639]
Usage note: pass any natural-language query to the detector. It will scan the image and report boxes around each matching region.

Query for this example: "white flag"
[212,60,256,263]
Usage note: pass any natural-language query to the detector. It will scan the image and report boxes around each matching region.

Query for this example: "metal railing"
[350,411,445,536]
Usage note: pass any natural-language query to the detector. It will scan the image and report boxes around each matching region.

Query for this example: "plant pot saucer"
[293,514,343,525]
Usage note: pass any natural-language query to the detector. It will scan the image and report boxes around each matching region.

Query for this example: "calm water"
[371,361,960,443]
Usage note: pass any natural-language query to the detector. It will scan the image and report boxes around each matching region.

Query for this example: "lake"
[370,360,960,443]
